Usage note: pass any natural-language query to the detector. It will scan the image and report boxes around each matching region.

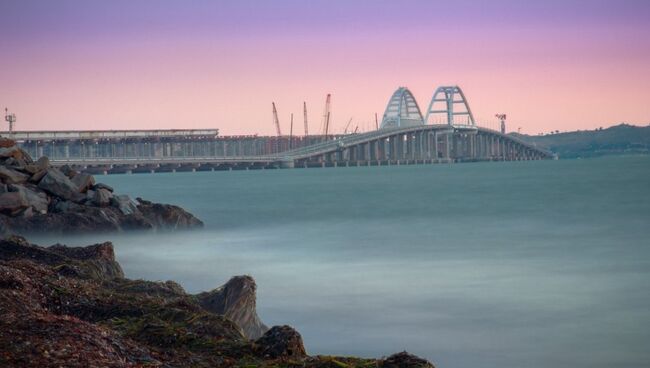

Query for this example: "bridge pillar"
[364,142,370,162]
[445,133,450,160]
[469,134,474,159]
[432,132,438,161]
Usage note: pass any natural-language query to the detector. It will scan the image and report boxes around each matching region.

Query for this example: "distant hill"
[513,124,650,158]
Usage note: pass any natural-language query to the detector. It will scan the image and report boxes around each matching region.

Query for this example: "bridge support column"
[433,132,438,161]
[445,133,450,161]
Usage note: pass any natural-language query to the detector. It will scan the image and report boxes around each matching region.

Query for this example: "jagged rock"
[37,168,84,202]
[111,194,140,215]
[20,207,33,218]
[93,182,114,192]
[0,146,31,161]
[4,157,27,168]
[137,198,203,229]
[59,164,78,179]
[0,166,30,184]
[72,172,95,193]
[254,325,306,359]
[24,156,50,175]
[381,352,435,368]
[48,242,124,280]
[0,191,29,216]
[53,200,82,214]
[92,188,113,207]
[29,168,48,184]
[196,275,269,339]
[8,184,48,214]
[0,236,124,280]
[0,138,16,148]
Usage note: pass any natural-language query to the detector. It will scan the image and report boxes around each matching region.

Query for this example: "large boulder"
[93,183,114,192]
[196,275,269,339]
[0,191,29,216]
[111,194,140,215]
[137,198,203,229]
[92,188,113,207]
[0,138,16,148]
[72,172,95,193]
[254,325,306,359]
[9,184,49,214]
[0,166,30,184]
[0,146,31,162]
[47,242,125,280]
[0,236,124,281]
[381,352,436,368]
[59,164,78,179]
[37,168,83,202]
[24,156,50,175]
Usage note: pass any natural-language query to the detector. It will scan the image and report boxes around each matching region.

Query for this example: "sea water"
[32,155,650,368]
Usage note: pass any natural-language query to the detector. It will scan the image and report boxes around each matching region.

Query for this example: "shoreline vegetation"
[0,138,435,367]
[516,123,650,158]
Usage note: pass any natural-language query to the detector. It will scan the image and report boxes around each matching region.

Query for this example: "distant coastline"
[515,123,650,158]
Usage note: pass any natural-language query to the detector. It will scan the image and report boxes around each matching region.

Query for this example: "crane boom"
[321,94,331,135]
[325,112,331,137]
[272,102,282,136]
[303,101,309,136]
[289,113,294,149]
[343,117,353,134]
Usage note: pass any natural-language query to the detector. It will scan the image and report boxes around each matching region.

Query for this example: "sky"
[1,0,649,135]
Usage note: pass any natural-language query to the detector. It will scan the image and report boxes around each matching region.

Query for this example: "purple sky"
[1,0,649,134]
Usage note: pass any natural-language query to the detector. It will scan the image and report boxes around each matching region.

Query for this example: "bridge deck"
[43,124,553,174]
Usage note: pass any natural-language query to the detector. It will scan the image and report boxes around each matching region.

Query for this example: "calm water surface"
[34,156,650,368]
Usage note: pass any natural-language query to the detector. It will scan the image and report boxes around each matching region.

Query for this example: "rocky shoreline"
[0,236,435,367]
[0,138,203,235]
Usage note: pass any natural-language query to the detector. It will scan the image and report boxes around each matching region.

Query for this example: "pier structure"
[9,129,335,161]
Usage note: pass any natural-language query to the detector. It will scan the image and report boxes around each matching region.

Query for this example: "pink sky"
[1,1,649,135]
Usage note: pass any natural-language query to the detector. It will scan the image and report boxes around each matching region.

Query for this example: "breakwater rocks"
[0,236,436,368]
[0,138,203,235]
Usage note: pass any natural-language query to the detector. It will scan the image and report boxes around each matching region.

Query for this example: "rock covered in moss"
[254,325,307,359]
[196,275,269,339]
[0,236,437,368]
[381,351,435,368]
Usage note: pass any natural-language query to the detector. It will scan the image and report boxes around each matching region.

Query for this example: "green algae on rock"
[0,235,436,367]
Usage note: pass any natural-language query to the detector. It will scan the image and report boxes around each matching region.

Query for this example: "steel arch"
[424,86,476,126]
[380,87,424,129]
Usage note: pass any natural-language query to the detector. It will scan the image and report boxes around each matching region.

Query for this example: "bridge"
[7,86,554,174]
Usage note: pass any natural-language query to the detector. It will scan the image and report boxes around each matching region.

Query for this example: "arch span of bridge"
[277,85,553,168]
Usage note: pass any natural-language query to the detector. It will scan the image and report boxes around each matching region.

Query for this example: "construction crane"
[303,102,309,136]
[324,112,331,137]
[289,113,294,149]
[321,94,331,136]
[272,102,282,136]
[343,118,353,134]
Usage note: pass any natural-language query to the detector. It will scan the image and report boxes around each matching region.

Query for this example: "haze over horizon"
[1,0,649,135]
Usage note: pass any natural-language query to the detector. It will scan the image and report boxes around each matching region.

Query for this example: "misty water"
[32,155,650,368]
